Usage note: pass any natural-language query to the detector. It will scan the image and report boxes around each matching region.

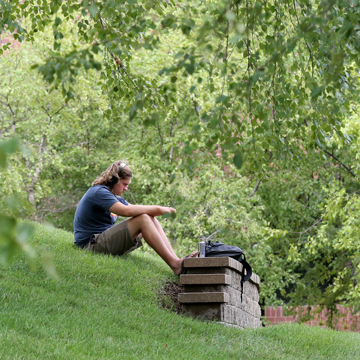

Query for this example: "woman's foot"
[184,251,200,259]
[173,251,199,275]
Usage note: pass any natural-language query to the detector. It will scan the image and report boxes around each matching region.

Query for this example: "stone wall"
[178,257,262,329]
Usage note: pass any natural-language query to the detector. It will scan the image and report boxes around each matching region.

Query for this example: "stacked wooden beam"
[178,257,262,329]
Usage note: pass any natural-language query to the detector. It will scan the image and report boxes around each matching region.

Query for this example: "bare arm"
[109,202,176,218]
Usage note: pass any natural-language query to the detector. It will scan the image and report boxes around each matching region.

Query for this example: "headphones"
[108,162,127,186]
[118,162,127,174]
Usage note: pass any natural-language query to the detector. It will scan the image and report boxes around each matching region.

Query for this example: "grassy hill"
[0,223,359,360]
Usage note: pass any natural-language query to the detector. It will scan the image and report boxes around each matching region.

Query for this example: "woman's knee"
[127,214,152,238]
[136,213,153,224]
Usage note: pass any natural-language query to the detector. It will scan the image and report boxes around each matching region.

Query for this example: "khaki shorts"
[84,218,143,256]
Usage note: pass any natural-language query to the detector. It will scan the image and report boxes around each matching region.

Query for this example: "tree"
[3,1,358,165]
[1,0,360,324]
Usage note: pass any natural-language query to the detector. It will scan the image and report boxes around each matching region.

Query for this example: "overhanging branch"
[323,149,356,178]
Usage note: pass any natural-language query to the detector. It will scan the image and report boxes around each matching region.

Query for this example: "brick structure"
[178,257,262,329]
[265,306,360,332]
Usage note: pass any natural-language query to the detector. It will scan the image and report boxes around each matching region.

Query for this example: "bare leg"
[149,216,177,257]
[149,217,199,259]
[127,214,183,275]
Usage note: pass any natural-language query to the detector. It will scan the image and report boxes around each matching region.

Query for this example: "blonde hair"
[92,160,132,188]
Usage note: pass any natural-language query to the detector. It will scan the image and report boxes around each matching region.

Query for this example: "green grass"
[1,223,359,359]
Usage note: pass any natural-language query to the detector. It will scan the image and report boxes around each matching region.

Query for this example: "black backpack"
[205,240,252,301]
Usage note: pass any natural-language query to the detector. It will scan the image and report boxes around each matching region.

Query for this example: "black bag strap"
[241,255,252,282]
[240,255,252,302]
[204,240,253,302]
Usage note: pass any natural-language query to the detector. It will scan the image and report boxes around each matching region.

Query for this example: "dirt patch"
[158,280,185,314]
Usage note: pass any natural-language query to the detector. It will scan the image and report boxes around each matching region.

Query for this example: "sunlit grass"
[0,223,359,359]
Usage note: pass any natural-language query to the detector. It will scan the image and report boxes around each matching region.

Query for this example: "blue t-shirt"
[73,185,129,247]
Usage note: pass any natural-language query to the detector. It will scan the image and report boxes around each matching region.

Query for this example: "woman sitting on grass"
[73,160,195,275]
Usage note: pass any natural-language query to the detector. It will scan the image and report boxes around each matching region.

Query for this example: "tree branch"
[0,116,28,136]
[99,16,139,91]
[38,101,68,124]
[323,149,356,177]
[249,179,261,197]
[298,217,323,243]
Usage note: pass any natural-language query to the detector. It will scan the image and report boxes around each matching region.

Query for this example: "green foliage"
[0,33,111,222]
[287,186,360,320]
[0,137,18,167]
[1,0,360,324]
[0,137,34,265]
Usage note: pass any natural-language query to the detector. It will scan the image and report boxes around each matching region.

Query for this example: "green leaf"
[0,138,20,168]
[88,4,98,18]
[233,151,243,169]
[169,173,176,184]
[42,252,59,280]
[225,10,236,21]
[151,112,159,121]
[311,86,323,98]
[215,96,229,103]
[66,90,75,99]
[161,16,175,28]
[162,212,177,221]
[185,63,195,75]
[54,17,62,26]
[16,223,34,244]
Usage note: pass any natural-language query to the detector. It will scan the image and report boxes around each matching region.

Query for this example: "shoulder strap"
[240,255,252,302]
[241,257,252,282]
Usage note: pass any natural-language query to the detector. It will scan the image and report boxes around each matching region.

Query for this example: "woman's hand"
[160,206,176,214]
